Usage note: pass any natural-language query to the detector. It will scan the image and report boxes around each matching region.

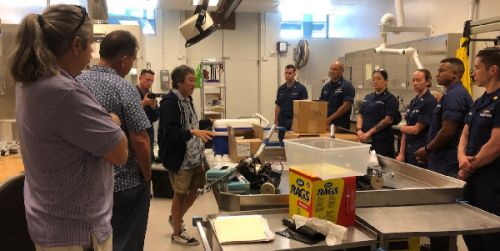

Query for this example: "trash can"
[151,165,174,199]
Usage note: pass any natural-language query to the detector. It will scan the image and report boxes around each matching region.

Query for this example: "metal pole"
[195,220,212,251]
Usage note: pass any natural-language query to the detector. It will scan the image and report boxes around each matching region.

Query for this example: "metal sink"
[210,152,465,211]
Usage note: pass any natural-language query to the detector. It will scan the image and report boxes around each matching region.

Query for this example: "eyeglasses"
[71,5,88,35]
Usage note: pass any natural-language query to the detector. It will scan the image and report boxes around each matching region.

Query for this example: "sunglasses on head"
[71,5,88,35]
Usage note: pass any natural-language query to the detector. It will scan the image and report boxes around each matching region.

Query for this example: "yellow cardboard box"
[289,166,356,226]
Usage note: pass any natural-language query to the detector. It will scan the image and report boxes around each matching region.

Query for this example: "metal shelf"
[200,59,226,119]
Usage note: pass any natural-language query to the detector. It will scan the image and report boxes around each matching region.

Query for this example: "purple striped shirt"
[16,70,123,247]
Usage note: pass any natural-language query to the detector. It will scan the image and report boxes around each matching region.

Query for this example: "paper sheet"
[213,215,275,244]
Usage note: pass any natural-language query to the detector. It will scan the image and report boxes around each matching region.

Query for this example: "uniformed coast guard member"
[274,64,308,141]
[319,61,355,130]
[357,69,400,158]
[396,69,437,167]
[415,58,473,177]
[458,47,500,251]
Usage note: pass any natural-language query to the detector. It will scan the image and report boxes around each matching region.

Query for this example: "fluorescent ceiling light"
[118,20,140,25]
[192,0,219,6]
[279,0,349,16]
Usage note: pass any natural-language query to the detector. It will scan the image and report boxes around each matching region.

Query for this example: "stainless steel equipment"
[344,33,462,91]
[200,142,500,251]
[196,208,378,251]
[357,203,500,251]
[209,155,465,211]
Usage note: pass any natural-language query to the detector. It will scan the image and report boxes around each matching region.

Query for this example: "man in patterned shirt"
[77,30,151,251]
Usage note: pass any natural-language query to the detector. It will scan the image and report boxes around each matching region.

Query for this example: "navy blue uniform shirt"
[275,81,308,129]
[465,88,500,188]
[359,90,399,141]
[404,90,437,156]
[319,77,355,129]
[427,81,473,177]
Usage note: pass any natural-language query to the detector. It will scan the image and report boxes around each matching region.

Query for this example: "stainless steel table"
[199,208,377,251]
[210,156,466,212]
[356,203,500,251]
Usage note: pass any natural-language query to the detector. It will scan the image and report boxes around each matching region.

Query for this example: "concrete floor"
[144,191,468,251]
[144,191,219,251]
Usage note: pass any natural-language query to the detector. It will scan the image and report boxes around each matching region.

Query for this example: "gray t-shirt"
[16,70,123,247]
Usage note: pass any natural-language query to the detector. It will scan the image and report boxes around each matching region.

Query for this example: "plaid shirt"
[77,65,150,192]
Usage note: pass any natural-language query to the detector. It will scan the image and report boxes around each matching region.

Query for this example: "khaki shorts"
[169,167,206,195]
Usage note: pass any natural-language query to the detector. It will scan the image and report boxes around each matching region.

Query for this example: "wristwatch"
[424,145,431,153]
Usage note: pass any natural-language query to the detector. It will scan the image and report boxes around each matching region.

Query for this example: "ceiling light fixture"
[192,0,219,7]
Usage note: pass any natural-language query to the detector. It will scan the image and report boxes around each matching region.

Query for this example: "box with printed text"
[289,167,356,227]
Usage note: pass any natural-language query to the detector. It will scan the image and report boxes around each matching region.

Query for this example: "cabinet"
[345,51,365,89]
[386,42,410,90]
[363,49,386,88]
[200,59,226,119]
[344,33,461,92]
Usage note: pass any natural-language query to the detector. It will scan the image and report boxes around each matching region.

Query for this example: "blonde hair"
[8,4,92,84]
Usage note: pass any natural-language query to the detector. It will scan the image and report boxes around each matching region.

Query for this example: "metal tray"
[210,155,465,211]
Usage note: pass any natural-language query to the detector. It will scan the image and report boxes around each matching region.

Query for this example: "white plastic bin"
[284,137,370,177]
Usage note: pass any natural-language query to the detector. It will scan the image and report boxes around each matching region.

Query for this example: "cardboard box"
[213,118,262,155]
[289,167,356,227]
[284,131,331,139]
[227,125,263,162]
[292,100,328,133]
[285,131,360,142]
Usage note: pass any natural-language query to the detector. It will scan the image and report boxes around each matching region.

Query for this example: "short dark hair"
[372,68,388,80]
[99,30,138,60]
[171,65,195,89]
[476,47,500,79]
[285,64,296,72]
[416,68,432,87]
[140,69,155,76]
[440,57,465,78]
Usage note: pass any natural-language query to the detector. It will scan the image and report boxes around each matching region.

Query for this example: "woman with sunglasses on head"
[396,69,437,167]
[357,69,400,158]
[9,4,128,251]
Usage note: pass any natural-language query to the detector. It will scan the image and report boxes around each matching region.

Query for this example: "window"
[279,0,355,39]
[327,14,356,38]
[280,13,327,39]
[106,0,158,35]
[0,0,46,24]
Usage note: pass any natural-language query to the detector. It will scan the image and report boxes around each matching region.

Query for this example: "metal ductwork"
[87,0,109,24]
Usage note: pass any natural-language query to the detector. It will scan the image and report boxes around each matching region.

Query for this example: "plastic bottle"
[367,150,380,170]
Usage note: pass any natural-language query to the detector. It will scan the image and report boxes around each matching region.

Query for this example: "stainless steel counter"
[203,208,377,251]
[211,155,465,211]
[202,147,500,251]
[356,203,500,250]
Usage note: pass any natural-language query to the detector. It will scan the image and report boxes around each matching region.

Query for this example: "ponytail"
[8,4,92,84]
[9,14,59,83]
